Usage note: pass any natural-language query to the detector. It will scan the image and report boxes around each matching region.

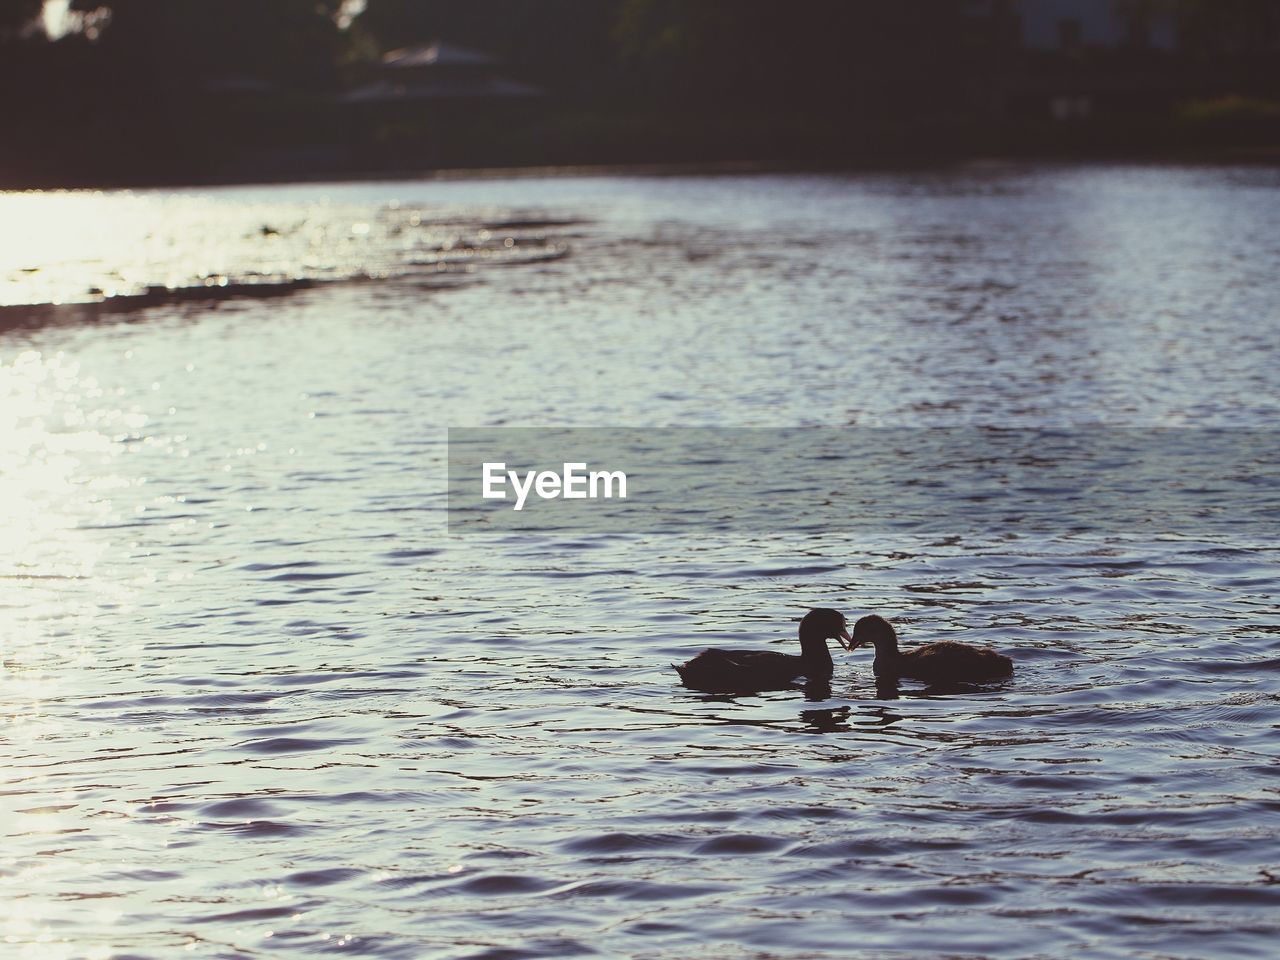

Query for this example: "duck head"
[800,608,853,650]
[849,614,897,653]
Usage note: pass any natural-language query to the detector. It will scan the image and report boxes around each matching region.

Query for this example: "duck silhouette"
[674,608,851,693]
[851,614,1013,684]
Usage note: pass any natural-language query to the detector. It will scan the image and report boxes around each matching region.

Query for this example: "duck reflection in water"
[802,678,833,701]
[799,704,851,733]
[874,676,904,700]
[801,703,906,732]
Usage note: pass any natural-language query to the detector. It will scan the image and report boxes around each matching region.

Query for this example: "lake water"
[2,164,1279,959]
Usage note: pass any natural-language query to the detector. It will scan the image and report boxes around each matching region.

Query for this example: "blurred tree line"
[1,0,1279,185]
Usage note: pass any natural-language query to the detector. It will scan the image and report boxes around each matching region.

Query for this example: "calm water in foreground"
[2,165,1279,959]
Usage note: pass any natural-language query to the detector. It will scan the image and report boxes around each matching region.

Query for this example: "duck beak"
[837,626,854,651]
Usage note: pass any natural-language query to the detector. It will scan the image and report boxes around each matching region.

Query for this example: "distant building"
[966,0,1186,125]
[338,41,545,169]
[340,41,542,105]
[1012,0,1175,52]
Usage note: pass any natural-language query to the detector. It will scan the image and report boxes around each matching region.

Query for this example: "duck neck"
[872,633,901,675]
[798,628,834,678]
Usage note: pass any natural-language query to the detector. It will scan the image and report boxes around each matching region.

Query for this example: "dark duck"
[851,614,1013,684]
[674,608,851,692]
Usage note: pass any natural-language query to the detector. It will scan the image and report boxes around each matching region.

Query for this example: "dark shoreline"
[6,145,1280,193]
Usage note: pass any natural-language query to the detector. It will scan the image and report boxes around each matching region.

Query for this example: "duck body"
[675,608,850,693]
[877,639,1013,684]
[674,648,822,692]
[851,615,1012,684]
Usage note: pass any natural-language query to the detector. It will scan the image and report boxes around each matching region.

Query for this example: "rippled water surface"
[3,165,1279,959]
